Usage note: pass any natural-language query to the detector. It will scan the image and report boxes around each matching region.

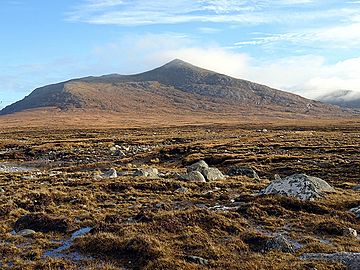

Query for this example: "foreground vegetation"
[0,121,359,269]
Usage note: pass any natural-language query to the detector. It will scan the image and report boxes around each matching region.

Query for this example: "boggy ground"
[0,121,359,269]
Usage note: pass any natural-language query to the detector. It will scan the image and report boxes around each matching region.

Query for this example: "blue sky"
[1,0,360,108]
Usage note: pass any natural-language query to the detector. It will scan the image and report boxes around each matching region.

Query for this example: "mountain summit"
[0,59,345,117]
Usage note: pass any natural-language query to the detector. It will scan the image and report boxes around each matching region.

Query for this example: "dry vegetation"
[0,119,359,269]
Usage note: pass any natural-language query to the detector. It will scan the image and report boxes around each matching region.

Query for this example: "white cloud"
[90,34,360,100]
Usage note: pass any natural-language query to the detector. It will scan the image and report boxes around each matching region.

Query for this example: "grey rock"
[102,168,117,178]
[228,166,260,180]
[301,252,360,270]
[260,174,335,201]
[265,235,294,253]
[17,229,36,237]
[350,206,360,218]
[185,171,206,183]
[202,167,225,181]
[185,255,209,265]
[133,168,159,178]
[187,160,209,174]
[175,187,188,193]
[353,184,360,191]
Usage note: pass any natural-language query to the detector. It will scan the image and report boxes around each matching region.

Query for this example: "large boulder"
[202,167,225,181]
[186,171,206,182]
[301,252,360,270]
[260,174,335,201]
[187,160,209,174]
[133,168,159,178]
[186,160,224,181]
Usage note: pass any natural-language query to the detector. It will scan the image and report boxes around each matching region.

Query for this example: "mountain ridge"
[0,59,348,117]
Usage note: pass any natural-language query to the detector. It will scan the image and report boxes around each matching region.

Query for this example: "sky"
[1,0,360,109]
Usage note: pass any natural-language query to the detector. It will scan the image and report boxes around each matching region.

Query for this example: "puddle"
[43,227,92,261]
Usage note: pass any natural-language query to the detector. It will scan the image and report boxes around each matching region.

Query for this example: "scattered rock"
[350,206,360,218]
[265,235,295,253]
[343,228,358,238]
[260,174,335,201]
[185,255,209,265]
[133,168,159,178]
[202,167,225,181]
[187,160,209,174]
[228,166,260,180]
[16,229,36,237]
[185,171,206,183]
[102,168,117,178]
[301,252,360,270]
[14,213,70,233]
[186,160,224,181]
[175,187,188,193]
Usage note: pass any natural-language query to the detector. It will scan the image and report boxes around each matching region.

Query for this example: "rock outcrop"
[260,174,335,201]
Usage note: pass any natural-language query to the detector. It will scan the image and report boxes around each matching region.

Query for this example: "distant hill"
[0,59,347,117]
[316,90,360,109]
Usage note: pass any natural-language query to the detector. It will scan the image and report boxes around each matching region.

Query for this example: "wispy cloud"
[67,0,332,26]
[234,21,360,49]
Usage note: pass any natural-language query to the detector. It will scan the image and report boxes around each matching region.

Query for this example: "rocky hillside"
[0,59,346,116]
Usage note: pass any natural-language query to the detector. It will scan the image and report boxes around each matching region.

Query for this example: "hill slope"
[0,59,346,117]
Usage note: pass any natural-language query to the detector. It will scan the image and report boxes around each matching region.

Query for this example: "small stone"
[102,168,117,178]
[17,229,36,237]
[353,184,360,191]
[109,146,117,152]
[228,166,260,180]
[175,187,188,193]
[0,187,4,193]
[350,206,360,218]
[185,255,209,265]
[265,235,295,253]
[343,228,358,238]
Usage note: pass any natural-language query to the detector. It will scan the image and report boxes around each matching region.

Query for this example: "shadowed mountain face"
[316,90,360,109]
[0,59,346,116]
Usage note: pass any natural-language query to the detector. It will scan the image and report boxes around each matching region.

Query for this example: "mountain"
[316,90,360,109]
[0,59,346,117]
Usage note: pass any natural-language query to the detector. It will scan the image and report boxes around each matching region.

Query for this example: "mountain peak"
[163,59,192,67]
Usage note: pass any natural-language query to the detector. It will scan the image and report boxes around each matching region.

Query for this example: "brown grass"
[0,118,359,269]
